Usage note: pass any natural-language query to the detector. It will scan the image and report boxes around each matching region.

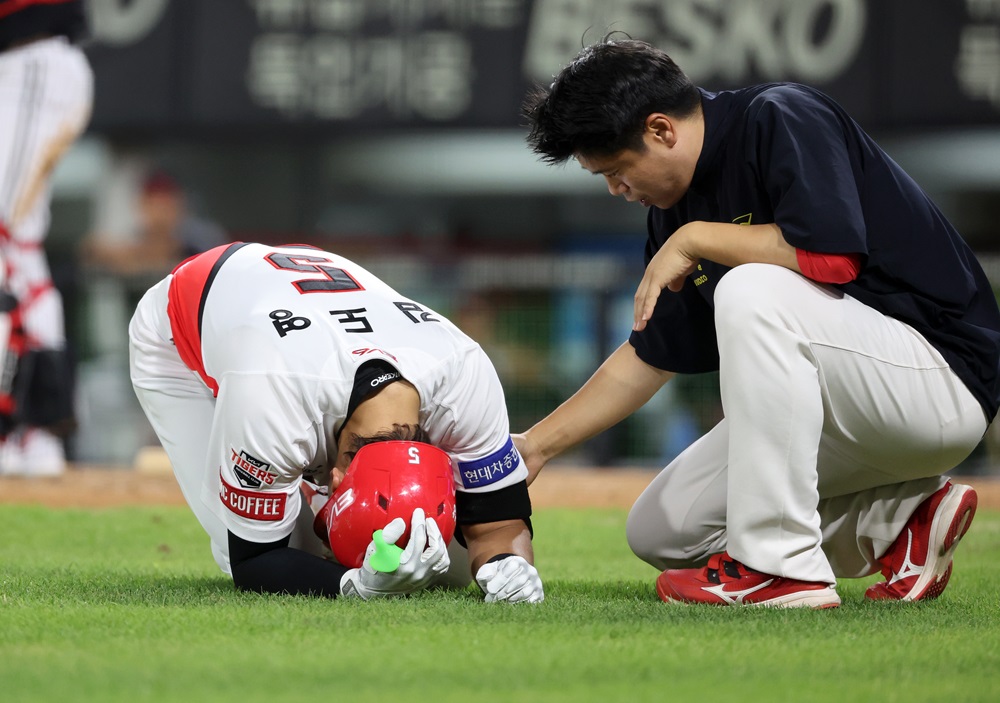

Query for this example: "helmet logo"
[332,487,355,516]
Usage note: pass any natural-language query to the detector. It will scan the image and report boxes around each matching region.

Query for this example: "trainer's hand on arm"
[512,432,545,486]
[633,221,798,331]
[339,508,450,599]
[520,343,674,475]
[464,519,542,603]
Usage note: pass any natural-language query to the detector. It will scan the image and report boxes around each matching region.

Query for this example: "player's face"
[576,114,699,210]
[330,466,346,490]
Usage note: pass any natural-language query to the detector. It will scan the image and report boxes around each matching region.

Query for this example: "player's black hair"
[523,35,701,164]
[343,423,432,462]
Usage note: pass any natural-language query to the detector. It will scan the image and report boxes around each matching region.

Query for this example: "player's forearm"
[230,546,350,598]
[462,519,534,574]
[682,221,800,271]
[228,530,349,598]
[523,342,673,465]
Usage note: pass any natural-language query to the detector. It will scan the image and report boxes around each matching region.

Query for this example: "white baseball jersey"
[165,242,527,545]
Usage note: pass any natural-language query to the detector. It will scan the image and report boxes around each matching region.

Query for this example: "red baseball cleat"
[656,552,840,609]
[866,482,977,601]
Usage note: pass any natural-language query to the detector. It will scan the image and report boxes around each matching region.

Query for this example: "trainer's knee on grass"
[626,495,713,571]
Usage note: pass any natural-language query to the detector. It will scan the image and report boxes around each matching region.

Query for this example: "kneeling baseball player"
[129,242,542,602]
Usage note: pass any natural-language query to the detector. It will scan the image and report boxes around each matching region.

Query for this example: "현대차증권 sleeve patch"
[458,436,521,489]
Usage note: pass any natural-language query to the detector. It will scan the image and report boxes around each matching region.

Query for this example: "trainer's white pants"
[627,264,988,584]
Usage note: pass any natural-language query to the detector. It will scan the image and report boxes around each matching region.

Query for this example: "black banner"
[84,0,1000,135]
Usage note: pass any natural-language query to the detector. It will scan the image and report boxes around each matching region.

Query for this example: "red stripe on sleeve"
[166,244,235,396]
[795,249,862,284]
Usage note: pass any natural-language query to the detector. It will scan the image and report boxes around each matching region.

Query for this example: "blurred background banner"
[83,0,1000,134]
[34,0,1000,472]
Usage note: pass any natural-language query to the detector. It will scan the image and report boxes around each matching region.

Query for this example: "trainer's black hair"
[523,35,701,164]
[343,423,431,462]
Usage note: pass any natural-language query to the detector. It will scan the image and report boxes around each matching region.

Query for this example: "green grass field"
[1,505,998,703]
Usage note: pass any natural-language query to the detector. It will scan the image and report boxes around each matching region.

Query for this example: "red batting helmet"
[315,441,456,569]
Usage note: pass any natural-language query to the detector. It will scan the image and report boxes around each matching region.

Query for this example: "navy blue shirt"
[629,84,1000,421]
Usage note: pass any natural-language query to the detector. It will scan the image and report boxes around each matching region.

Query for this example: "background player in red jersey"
[129,242,543,602]
[516,37,998,608]
[0,0,92,475]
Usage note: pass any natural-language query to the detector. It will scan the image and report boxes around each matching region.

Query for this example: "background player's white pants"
[627,264,988,584]
[0,37,92,348]
[130,277,472,587]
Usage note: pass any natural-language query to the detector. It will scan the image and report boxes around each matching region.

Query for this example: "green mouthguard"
[369,529,404,573]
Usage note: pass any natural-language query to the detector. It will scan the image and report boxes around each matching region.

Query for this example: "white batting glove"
[475,555,544,604]
[339,508,451,600]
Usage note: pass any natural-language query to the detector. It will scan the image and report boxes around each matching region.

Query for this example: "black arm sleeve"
[228,531,350,598]
[452,480,533,548]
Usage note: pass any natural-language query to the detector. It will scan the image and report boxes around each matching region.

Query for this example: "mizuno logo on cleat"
[702,579,775,604]
[888,529,923,585]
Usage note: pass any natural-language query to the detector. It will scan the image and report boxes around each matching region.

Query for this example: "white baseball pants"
[0,36,92,348]
[129,277,326,575]
[627,264,988,584]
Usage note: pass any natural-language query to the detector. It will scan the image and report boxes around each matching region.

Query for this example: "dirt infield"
[0,464,658,509]
[1,463,999,510]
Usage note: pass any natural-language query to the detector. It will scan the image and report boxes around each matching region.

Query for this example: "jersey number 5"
[266,253,364,294]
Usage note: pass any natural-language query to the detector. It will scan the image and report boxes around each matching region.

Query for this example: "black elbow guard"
[453,480,532,548]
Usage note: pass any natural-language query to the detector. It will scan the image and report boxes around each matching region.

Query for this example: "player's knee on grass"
[433,538,473,589]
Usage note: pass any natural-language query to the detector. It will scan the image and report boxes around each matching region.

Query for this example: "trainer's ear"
[645,113,679,147]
